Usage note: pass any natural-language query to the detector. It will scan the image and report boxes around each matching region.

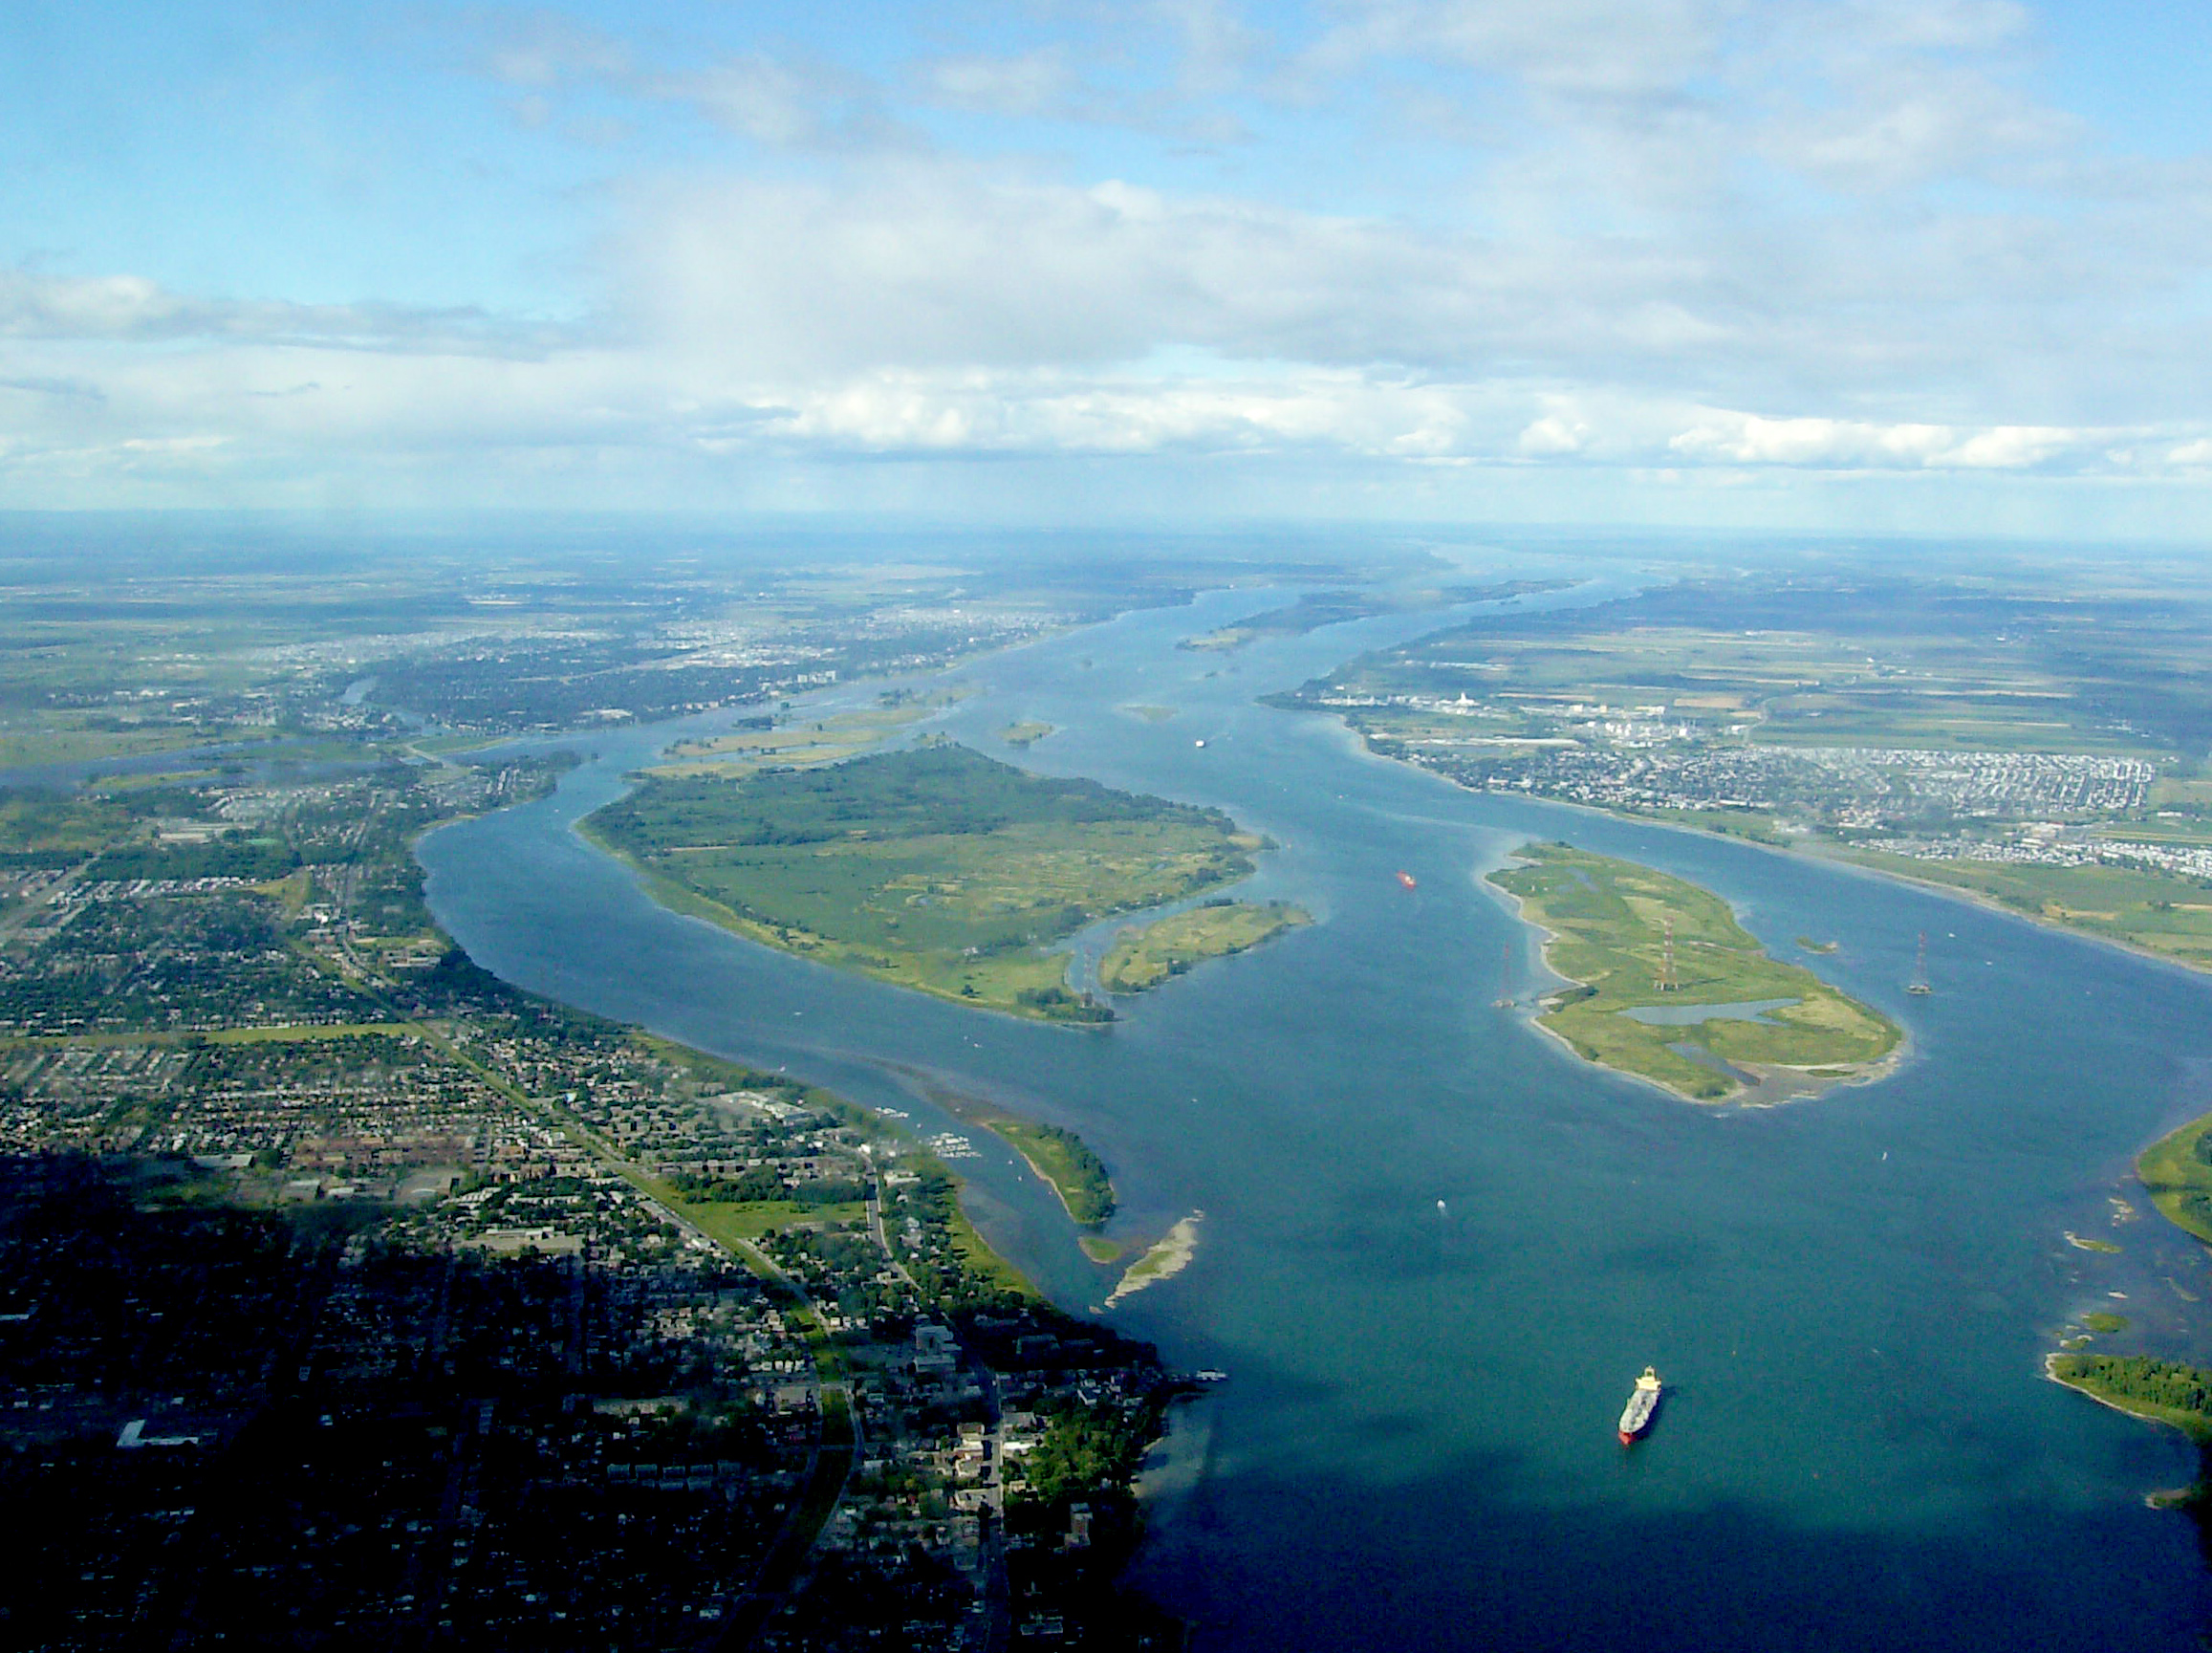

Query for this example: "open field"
[1099,899,1312,992]
[1268,563,2212,981]
[0,720,286,770]
[2136,1114,2212,1246]
[649,696,963,777]
[586,742,1263,1020]
[1298,572,2212,756]
[1488,842,1900,1103]
[1827,849,2212,970]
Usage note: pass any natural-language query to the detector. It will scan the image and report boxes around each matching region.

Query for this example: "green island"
[583,741,1266,1021]
[1099,898,1312,993]
[1486,842,1902,1104]
[999,719,1056,748]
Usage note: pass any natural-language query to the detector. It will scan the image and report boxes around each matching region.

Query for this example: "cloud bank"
[7,0,2212,526]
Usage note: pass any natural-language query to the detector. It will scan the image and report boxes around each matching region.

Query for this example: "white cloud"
[661,53,913,151]
[1667,412,2086,469]
[477,11,633,89]
[10,0,2212,521]
[0,271,564,356]
[914,49,1080,119]
[1305,0,1730,98]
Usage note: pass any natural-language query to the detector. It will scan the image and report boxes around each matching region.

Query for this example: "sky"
[5,0,2212,534]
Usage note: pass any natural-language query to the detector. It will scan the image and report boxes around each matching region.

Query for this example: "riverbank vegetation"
[1487,842,1901,1103]
[1269,564,2212,979]
[2049,1354,2212,1441]
[1826,849,2212,974]
[927,1088,1116,1226]
[990,1117,1112,1224]
[2136,1113,2212,1245]
[585,742,1264,1021]
[1099,898,1312,992]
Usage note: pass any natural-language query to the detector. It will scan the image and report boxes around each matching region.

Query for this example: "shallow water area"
[1617,996,1801,1026]
[419,575,2212,1651]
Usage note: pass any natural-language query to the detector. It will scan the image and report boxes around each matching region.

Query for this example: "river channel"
[420,578,2212,1651]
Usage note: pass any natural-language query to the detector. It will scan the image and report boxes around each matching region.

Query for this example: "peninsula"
[1487,842,1901,1104]
[583,742,1267,1021]
[2132,1109,2212,1245]
[922,1085,1117,1226]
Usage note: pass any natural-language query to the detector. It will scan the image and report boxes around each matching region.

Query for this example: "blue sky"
[6,0,2212,533]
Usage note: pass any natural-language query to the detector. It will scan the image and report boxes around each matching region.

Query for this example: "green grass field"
[1099,900,1312,992]
[1831,849,2212,970]
[1489,842,1900,1102]
[586,743,1261,1019]
[2136,1114,2212,1245]
[648,700,958,777]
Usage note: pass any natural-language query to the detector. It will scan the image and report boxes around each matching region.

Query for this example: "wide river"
[422,579,2212,1650]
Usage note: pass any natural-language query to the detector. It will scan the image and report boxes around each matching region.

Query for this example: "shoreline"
[1097,899,1312,995]
[2041,1358,2207,1510]
[925,1086,1114,1229]
[1323,707,2212,991]
[2042,1352,2212,1442]
[1799,841,2212,986]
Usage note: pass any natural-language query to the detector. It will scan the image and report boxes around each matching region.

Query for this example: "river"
[420,577,2212,1651]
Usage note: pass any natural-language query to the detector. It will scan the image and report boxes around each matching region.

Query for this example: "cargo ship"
[1617,1367,1661,1444]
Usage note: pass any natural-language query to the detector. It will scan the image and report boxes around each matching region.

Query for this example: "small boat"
[1395,870,1418,890]
[1618,1366,1662,1445]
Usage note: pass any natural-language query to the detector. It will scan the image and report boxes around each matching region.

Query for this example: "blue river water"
[419,580,2212,1651]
